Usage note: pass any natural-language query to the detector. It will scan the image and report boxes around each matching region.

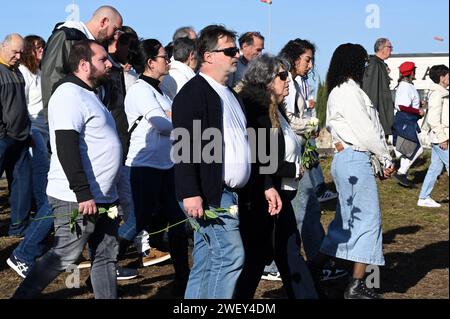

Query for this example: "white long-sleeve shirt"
[326,79,392,166]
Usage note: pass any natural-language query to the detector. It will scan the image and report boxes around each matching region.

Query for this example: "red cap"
[399,62,416,76]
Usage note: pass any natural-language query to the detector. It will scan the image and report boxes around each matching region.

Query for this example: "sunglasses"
[276,71,289,81]
[211,47,240,57]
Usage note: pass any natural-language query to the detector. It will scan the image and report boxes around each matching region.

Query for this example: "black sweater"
[172,74,246,207]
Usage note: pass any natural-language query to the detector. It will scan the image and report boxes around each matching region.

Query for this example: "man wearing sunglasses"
[172,25,251,299]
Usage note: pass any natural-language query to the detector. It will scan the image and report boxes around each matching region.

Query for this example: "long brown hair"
[21,35,45,74]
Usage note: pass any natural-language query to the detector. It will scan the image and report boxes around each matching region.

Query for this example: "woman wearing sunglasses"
[235,54,317,299]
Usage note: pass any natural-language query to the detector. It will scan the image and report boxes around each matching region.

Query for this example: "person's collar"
[241,56,249,66]
[0,56,15,70]
[63,74,97,93]
[140,74,162,94]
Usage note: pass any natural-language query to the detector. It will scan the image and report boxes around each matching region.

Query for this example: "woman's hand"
[383,165,396,179]
[440,141,448,150]
[264,188,282,216]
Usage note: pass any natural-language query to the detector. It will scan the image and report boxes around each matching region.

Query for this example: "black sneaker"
[7,254,31,279]
[116,266,139,281]
[344,278,382,299]
[393,173,416,188]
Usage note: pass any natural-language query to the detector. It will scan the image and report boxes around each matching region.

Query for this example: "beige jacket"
[426,83,449,144]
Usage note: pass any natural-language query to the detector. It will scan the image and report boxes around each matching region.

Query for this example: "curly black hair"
[326,43,367,95]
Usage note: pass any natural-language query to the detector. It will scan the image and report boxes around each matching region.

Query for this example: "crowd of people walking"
[0,5,447,299]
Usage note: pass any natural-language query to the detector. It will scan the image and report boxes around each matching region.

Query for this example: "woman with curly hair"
[235,54,317,299]
[310,43,396,299]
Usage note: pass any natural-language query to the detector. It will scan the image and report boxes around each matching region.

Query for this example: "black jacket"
[0,64,31,141]
[362,55,394,135]
[239,85,297,194]
[41,24,88,119]
[172,74,246,207]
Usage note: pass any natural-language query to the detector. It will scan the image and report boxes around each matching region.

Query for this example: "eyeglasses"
[211,47,240,57]
[155,55,170,62]
[385,45,394,50]
[276,71,289,81]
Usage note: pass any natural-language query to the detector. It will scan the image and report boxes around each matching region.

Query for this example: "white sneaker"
[417,198,441,208]
[317,190,338,203]
[261,271,282,281]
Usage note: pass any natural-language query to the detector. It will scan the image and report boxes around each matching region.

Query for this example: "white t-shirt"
[18,65,47,134]
[395,81,420,112]
[200,73,251,189]
[125,79,174,169]
[124,68,138,92]
[47,82,122,203]
[278,111,302,191]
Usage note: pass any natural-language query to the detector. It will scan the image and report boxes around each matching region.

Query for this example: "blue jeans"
[419,144,449,199]
[0,136,32,236]
[184,188,244,299]
[13,197,119,299]
[14,129,53,264]
[292,169,325,260]
[320,148,385,266]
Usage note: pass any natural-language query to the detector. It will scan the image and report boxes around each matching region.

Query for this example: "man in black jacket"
[0,34,32,237]
[41,5,123,118]
[172,25,252,299]
[363,38,394,137]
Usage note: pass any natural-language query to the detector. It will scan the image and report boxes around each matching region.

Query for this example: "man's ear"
[79,59,90,73]
[99,17,109,29]
[203,51,213,64]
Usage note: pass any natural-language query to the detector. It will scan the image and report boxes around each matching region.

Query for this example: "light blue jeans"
[184,188,244,299]
[419,144,449,199]
[320,148,385,266]
[293,168,325,260]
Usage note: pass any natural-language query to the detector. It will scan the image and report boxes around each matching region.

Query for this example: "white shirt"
[125,79,174,169]
[124,68,138,92]
[395,81,421,112]
[326,79,392,166]
[47,82,122,203]
[161,60,195,100]
[18,65,47,134]
[278,111,302,191]
[57,21,95,40]
[200,73,251,189]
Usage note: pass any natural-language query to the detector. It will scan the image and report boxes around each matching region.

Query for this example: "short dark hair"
[196,25,237,66]
[173,37,196,63]
[238,32,264,49]
[129,39,163,74]
[68,39,97,73]
[279,38,316,73]
[429,64,449,84]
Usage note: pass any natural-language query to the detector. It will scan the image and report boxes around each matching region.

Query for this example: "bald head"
[0,33,24,67]
[86,6,123,43]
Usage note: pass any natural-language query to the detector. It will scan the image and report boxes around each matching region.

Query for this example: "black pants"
[235,189,317,299]
[131,167,189,281]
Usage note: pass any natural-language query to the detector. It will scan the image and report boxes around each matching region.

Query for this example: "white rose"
[107,206,119,220]
[229,205,239,218]
[309,117,319,127]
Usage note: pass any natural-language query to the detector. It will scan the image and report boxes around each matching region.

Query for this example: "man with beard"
[13,40,123,299]
[41,5,123,118]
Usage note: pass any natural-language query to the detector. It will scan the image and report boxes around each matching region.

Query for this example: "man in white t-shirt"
[13,40,122,299]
